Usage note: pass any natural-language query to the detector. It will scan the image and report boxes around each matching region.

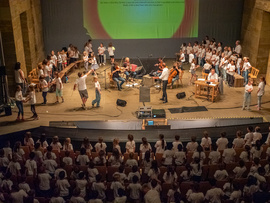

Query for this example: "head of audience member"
[132,175,139,184]
[144,150,151,162]
[191,136,196,143]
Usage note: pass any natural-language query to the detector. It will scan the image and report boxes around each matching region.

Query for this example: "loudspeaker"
[176,92,186,99]
[0,66,6,76]
[4,105,12,116]
[116,99,127,107]
[139,86,150,102]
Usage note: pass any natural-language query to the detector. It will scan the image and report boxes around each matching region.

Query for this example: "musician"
[123,57,131,81]
[152,58,165,76]
[159,64,169,103]
[111,62,125,91]
[207,68,219,82]
[170,63,181,88]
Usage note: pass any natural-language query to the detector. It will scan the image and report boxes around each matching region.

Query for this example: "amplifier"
[137,106,152,119]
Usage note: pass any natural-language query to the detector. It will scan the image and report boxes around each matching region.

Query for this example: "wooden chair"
[159,166,167,181]
[248,67,259,85]
[155,153,163,166]
[186,152,194,164]
[26,176,35,189]
[175,166,186,180]
[123,152,139,163]
[216,180,227,189]
[63,165,73,179]
[21,146,30,159]
[180,182,193,199]
[233,178,248,190]
[208,164,220,179]
[107,166,119,182]
[261,145,268,159]
[95,166,107,181]
[199,181,211,195]
[108,72,117,88]
[259,159,268,167]
[235,148,244,162]
[225,163,238,175]
[106,182,115,202]
[202,165,209,180]
[203,151,210,165]
[161,183,172,201]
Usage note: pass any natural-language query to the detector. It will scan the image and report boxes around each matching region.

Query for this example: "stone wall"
[0,0,45,94]
[241,0,270,77]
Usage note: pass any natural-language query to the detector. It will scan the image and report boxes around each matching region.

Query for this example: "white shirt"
[98,46,105,55]
[50,197,65,203]
[239,151,250,162]
[63,157,73,165]
[43,159,57,173]
[10,189,28,203]
[155,140,166,153]
[51,142,62,152]
[76,179,88,197]
[92,182,106,200]
[95,81,101,91]
[232,138,245,148]
[94,142,107,153]
[186,190,204,203]
[189,54,194,63]
[144,189,161,203]
[172,141,183,152]
[163,172,177,184]
[8,161,21,176]
[128,183,141,200]
[243,62,251,71]
[55,77,63,90]
[233,166,246,178]
[205,187,224,203]
[201,137,212,149]
[15,69,24,83]
[162,149,174,165]
[180,53,185,62]
[56,179,70,197]
[38,173,51,190]
[209,151,220,164]
[77,155,90,166]
[44,65,50,77]
[76,75,87,91]
[40,80,49,92]
[28,91,36,104]
[126,140,135,153]
[15,91,23,101]
[110,181,125,198]
[25,159,37,176]
[186,142,198,152]
[174,151,186,165]
[223,148,236,164]
[214,169,228,180]
[186,46,193,54]
[257,81,265,96]
[235,45,242,54]
[159,67,169,81]
[108,47,115,56]
[245,84,253,93]
[208,73,218,81]
[216,137,228,150]
[140,143,152,154]
[244,132,253,146]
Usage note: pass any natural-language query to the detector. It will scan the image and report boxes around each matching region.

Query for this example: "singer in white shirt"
[159,64,169,103]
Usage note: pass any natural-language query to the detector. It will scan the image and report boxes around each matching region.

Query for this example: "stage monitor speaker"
[152,109,166,118]
[116,99,127,107]
[176,92,186,99]
[139,86,150,102]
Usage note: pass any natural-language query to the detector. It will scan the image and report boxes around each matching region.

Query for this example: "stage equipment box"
[137,106,152,119]
[143,74,155,87]
[152,109,166,118]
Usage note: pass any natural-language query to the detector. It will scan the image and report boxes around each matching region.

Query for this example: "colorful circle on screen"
[83,0,198,39]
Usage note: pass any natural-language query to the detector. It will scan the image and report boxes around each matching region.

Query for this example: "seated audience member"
[63,137,74,151]
[205,179,224,203]
[56,171,70,199]
[167,183,181,203]
[62,150,73,165]
[127,165,141,182]
[113,138,121,154]
[174,144,186,166]
[81,137,93,154]
[10,184,28,203]
[208,145,220,164]
[25,152,37,177]
[250,140,263,159]
[114,188,127,203]
[75,172,87,198]
[229,183,242,203]
[89,190,103,203]
[113,165,127,184]
[233,160,247,178]
[222,143,236,164]
[253,167,266,185]
[186,183,204,203]
[125,152,138,167]
[92,174,106,201]
[142,150,153,175]
[7,155,21,177]
[163,166,178,184]
[162,145,174,166]
[149,179,161,193]
[140,137,152,158]
[44,146,57,161]
[214,164,228,181]
[108,148,123,167]
[93,150,106,166]
[49,188,65,203]
[147,160,160,182]
[190,157,202,182]
[127,175,142,203]
[142,183,161,203]
[192,145,206,164]
[111,174,125,199]
[50,136,62,152]
[88,161,99,182]
[172,135,183,152]
[248,157,261,176]
[240,145,251,162]
[43,152,58,176]
[252,182,270,203]
[69,187,85,203]
[76,147,90,166]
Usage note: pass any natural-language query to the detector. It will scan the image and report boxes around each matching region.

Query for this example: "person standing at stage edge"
[159,63,169,103]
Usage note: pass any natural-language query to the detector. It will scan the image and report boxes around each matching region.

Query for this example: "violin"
[168,66,178,84]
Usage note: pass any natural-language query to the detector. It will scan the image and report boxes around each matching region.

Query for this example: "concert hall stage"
[0,60,269,136]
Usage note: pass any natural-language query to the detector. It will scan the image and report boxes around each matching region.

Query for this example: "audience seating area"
[1,126,270,203]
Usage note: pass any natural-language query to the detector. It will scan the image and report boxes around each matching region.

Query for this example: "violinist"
[152,58,165,76]
[123,57,131,81]
[111,62,125,91]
